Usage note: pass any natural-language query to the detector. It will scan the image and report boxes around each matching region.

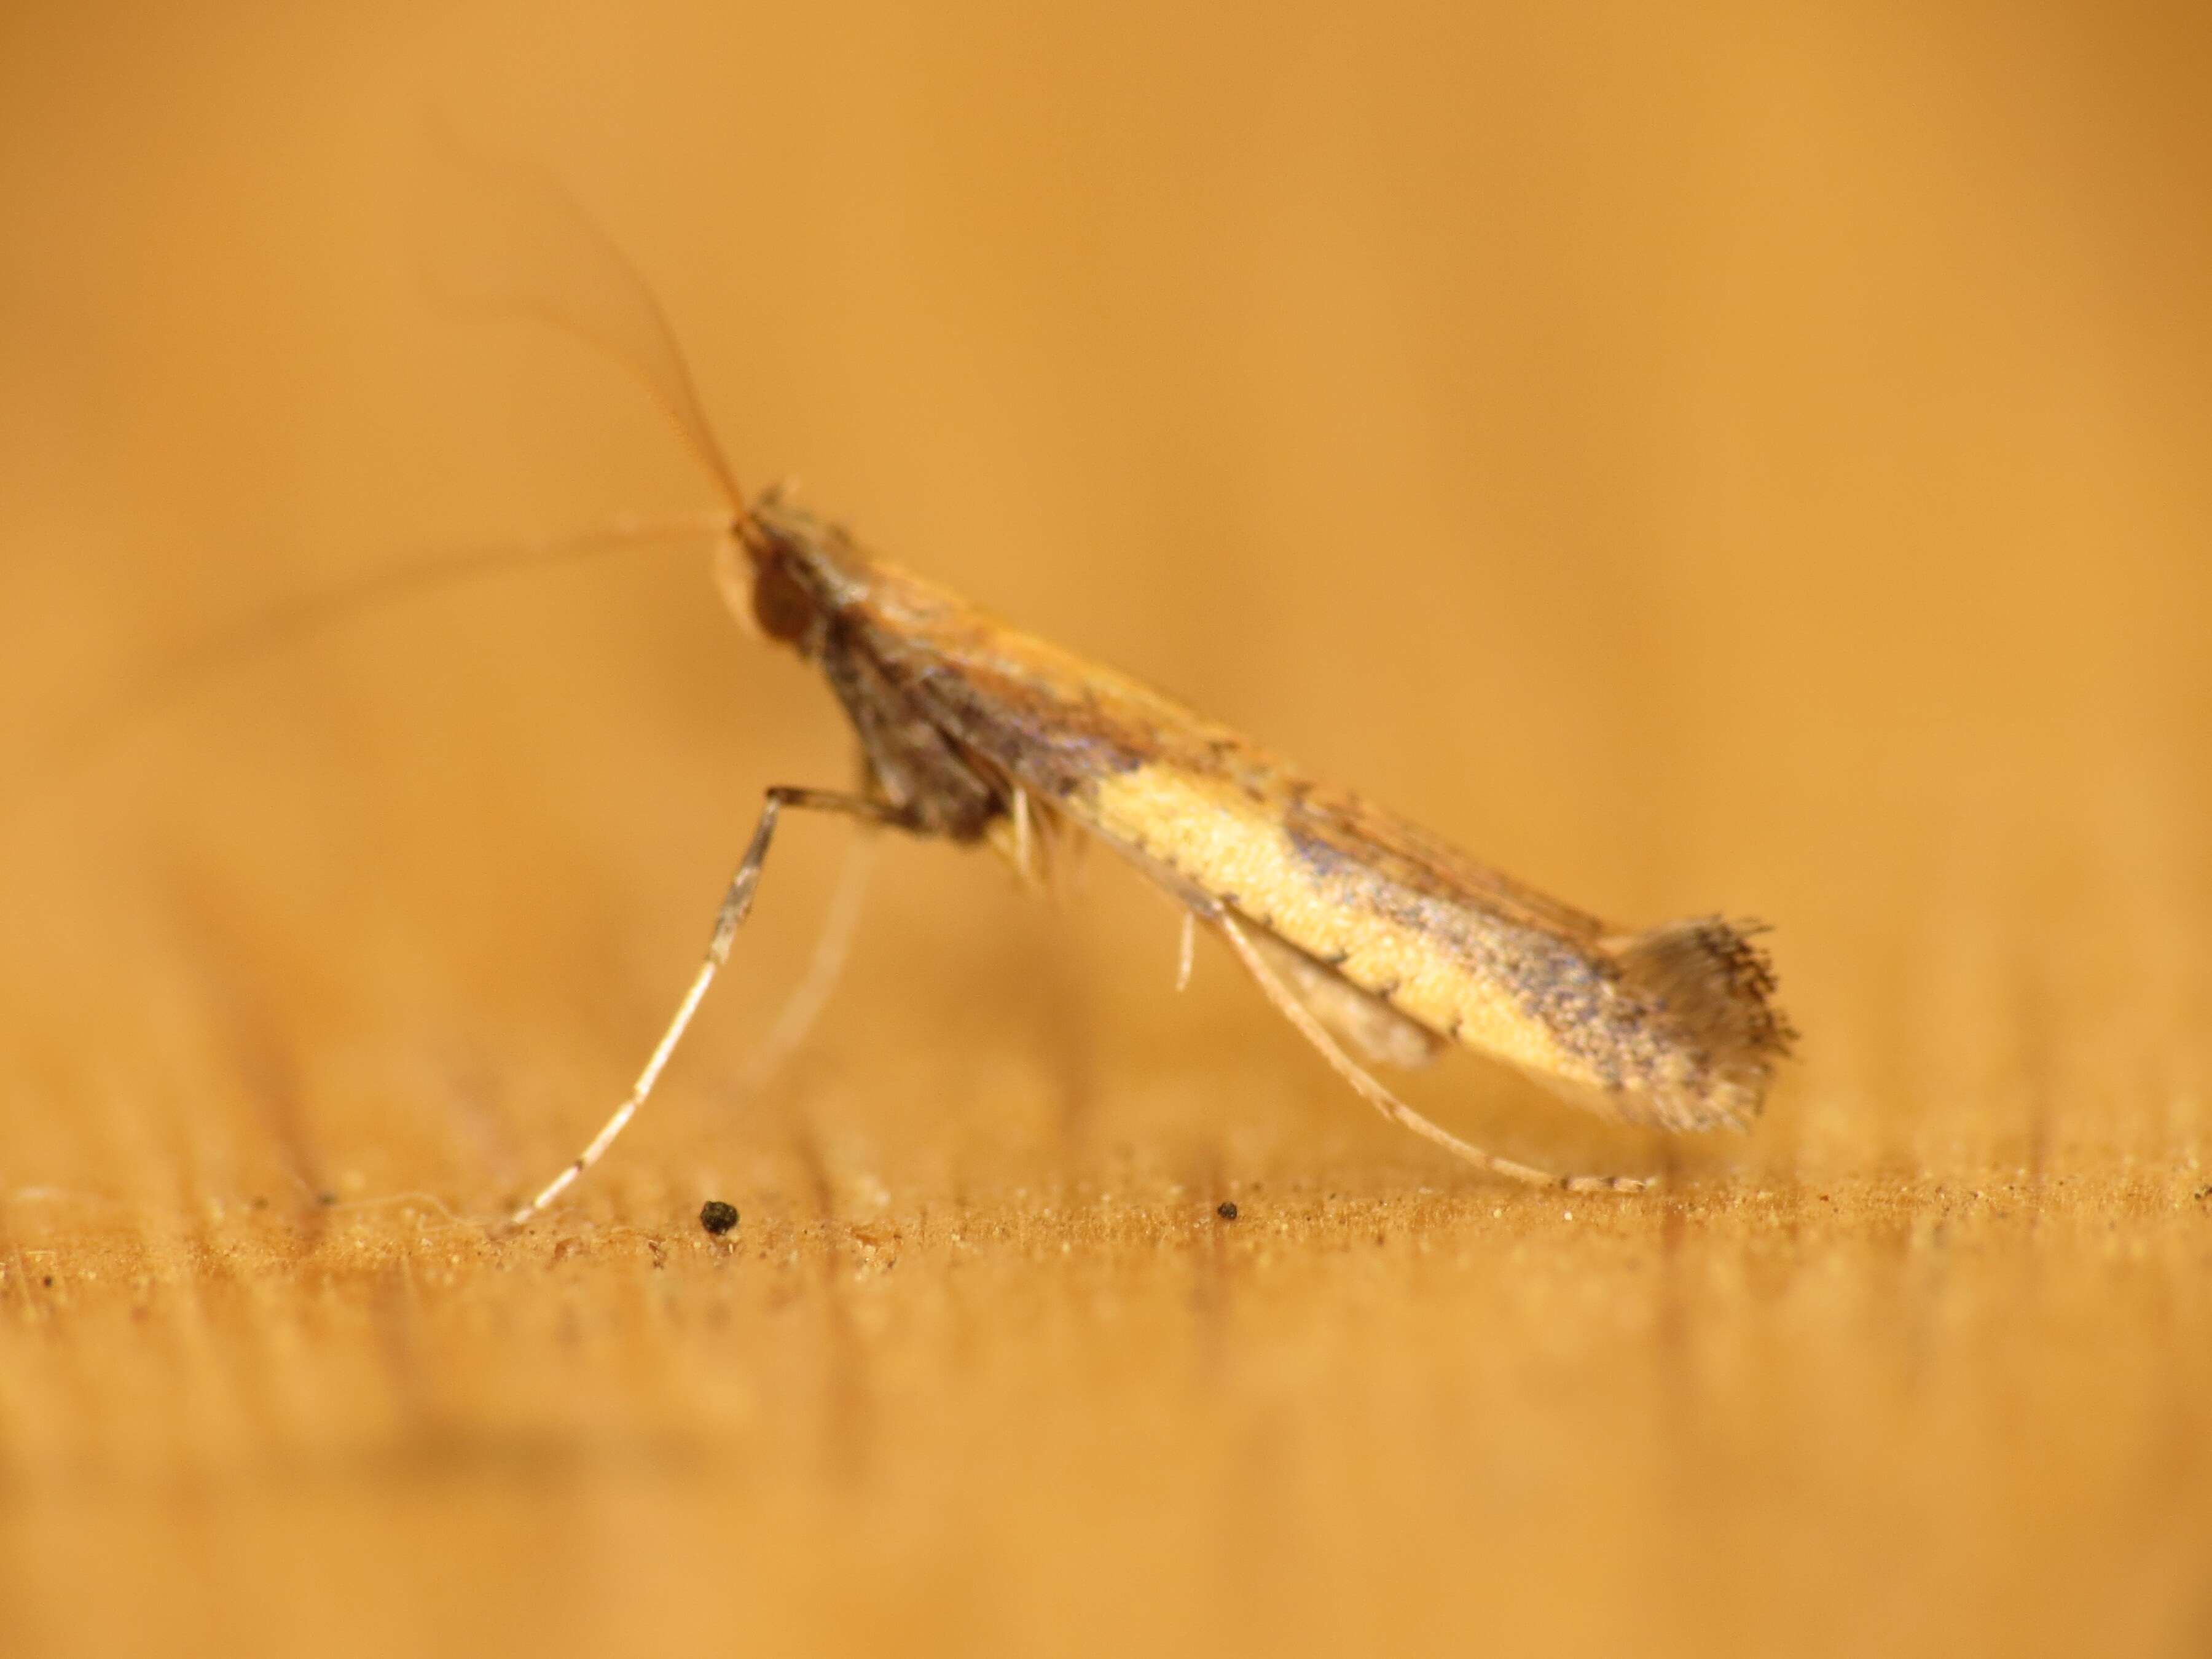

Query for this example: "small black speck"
[42,1276,54,1288]
[1215,1202,1238,1221]
[699,1200,740,1236]
[316,1192,337,1207]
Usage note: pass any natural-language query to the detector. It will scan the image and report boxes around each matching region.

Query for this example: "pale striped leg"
[729,827,879,1095]
[508,787,912,1227]
[1216,913,1649,1194]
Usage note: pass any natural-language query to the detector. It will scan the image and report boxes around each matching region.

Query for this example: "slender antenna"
[422,119,749,517]
[12,133,769,824]
[9,509,734,832]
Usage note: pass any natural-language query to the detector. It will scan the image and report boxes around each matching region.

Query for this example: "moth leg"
[728,826,880,1096]
[1235,923,1443,1070]
[987,782,1069,892]
[1216,913,1649,1194]
[508,786,916,1227]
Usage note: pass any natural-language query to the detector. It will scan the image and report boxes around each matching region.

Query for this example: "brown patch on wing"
[1277,786,1606,944]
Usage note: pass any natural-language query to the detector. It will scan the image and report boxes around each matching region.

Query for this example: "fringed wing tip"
[1613,915,1797,1132]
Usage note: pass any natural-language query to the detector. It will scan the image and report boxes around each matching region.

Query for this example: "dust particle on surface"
[1216,1202,1239,1222]
[699,1200,740,1237]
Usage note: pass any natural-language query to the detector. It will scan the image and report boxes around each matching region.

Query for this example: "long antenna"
[422,120,750,517]
[7,511,735,830]
[13,131,766,826]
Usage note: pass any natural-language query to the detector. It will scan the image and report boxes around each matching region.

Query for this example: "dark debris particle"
[699,1200,740,1237]
[42,1276,55,1288]
[1215,1202,1239,1222]
[316,1192,337,1207]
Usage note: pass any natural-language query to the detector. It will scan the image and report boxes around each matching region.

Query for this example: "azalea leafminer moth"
[476,165,1795,1226]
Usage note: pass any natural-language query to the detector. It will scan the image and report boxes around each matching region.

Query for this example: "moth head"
[720,485,829,653]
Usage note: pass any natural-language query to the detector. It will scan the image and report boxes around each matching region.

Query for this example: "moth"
[463,168,1795,1226]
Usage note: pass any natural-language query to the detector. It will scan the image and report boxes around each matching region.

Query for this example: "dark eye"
[751,562,815,643]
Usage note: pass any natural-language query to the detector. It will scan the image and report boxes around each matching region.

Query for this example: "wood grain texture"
[4,4,2210,1657]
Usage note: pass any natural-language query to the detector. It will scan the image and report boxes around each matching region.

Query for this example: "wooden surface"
[4,5,2210,1655]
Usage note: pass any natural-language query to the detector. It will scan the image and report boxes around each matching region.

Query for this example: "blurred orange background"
[2,4,2209,1656]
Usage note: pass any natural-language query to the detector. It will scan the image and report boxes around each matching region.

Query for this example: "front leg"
[508,786,919,1226]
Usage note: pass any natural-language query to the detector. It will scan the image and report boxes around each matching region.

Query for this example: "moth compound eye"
[751,561,815,643]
